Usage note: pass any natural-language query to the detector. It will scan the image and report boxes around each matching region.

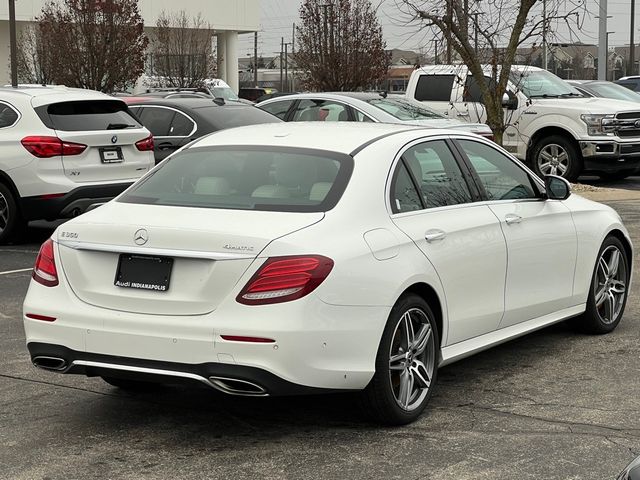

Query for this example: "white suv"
[0,86,154,243]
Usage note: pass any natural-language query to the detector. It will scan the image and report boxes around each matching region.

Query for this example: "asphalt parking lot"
[2,184,640,480]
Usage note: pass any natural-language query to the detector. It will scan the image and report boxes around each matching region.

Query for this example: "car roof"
[192,122,455,154]
[0,85,115,106]
[122,97,248,110]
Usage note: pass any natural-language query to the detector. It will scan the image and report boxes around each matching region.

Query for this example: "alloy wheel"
[388,308,436,411]
[538,143,569,176]
[594,245,627,324]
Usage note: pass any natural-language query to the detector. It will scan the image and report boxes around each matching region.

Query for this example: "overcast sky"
[238,0,634,59]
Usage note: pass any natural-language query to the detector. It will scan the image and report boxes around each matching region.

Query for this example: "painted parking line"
[0,268,33,276]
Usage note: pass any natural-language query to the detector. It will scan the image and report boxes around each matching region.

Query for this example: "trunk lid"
[56,203,324,315]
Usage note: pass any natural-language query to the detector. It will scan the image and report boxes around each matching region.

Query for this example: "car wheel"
[101,376,164,391]
[361,294,439,425]
[574,236,630,334]
[0,182,26,245]
[532,135,582,182]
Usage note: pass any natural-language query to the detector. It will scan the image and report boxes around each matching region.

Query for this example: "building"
[0,0,259,91]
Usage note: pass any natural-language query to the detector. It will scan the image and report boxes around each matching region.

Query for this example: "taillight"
[21,136,87,158]
[33,238,58,287]
[236,255,334,305]
[135,134,154,151]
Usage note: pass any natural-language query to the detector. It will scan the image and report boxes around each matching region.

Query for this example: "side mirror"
[545,175,571,200]
[502,92,518,110]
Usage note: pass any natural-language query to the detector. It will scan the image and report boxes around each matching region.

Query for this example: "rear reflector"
[25,313,57,322]
[236,255,334,305]
[21,136,87,158]
[135,134,154,151]
[32,238,59,287]
[220,335,275,343]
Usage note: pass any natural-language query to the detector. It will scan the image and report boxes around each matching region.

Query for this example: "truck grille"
[609,112,640,137]
[615,112,640,120]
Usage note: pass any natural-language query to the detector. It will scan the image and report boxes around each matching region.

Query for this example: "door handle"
[505,213,522,225]
[425,229,446,243]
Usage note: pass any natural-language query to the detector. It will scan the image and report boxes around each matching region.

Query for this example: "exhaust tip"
[32,356,67,371]
[209,376,268,396]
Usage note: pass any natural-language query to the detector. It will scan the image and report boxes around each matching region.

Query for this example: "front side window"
[463,76,496,103]
[458,139,538,200]
[119,146,353,213]
[404,140,473,208]
[291,99,351,122]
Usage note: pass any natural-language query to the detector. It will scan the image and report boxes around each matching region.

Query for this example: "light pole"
[9,0,18,88]
[606,31,615,81]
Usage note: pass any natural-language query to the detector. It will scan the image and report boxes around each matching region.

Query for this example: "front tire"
[531,135,582,182]
[361,294,439,425]
[574,236,630,334]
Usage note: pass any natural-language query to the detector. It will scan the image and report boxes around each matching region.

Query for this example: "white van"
[406,65,640,180]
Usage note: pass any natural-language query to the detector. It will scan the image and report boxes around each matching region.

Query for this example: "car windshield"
[210,87,240,101]
[118,146,354,213]
[586,82,640,102]
[368,98,444,120]
[512,69,583,98]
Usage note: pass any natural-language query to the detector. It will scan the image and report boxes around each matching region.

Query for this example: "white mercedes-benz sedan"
[23,123,632,425]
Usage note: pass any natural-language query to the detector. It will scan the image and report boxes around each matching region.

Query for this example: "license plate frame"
[100,146,124,164]
[114,254,173,292]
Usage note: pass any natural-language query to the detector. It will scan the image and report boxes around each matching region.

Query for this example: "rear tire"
[531,135,582,182]
[361,294,439,425]
[0,182,26,245]
[572,236,630,334]
[101,376,163,392]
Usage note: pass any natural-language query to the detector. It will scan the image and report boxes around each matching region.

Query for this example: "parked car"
[567,80,640,103]
[24,122,631,425]
[239,87,278,103]
[0,86,154,244]
[616,76,640,92]
[256,92,494,139]
[406,65,640,181]
[122,97,282,164]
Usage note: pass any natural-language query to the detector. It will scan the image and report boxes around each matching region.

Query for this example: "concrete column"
[216,32,226,81]
[225,30,239,92]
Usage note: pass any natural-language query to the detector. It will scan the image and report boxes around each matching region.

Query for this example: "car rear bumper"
[23,277,389,393]
[20,183,131,220]
[27,342,338,396]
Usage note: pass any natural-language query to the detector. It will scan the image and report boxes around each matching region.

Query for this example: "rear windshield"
[196,105,281,130]
[36,100,142,131]
[119,146,353,212]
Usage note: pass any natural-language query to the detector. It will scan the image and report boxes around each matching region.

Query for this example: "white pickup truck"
[405,65,640,181]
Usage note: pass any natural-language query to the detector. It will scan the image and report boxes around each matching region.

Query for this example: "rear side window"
[414,75,455,101]
[195,105,281,130]
[119,146,353,213]
[0,102,18,128]
[138,107,175,136]
[36,100,141,131]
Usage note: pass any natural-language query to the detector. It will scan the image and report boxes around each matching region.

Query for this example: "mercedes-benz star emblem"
[111,135,118,144]
[635,120,640,128]
[134,228,148,246]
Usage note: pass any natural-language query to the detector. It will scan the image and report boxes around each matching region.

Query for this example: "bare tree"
[31,0,147,92]
[397,0,586,144]
[150,11,215,89]
[296,0,390,91]
[16,25,55,85]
